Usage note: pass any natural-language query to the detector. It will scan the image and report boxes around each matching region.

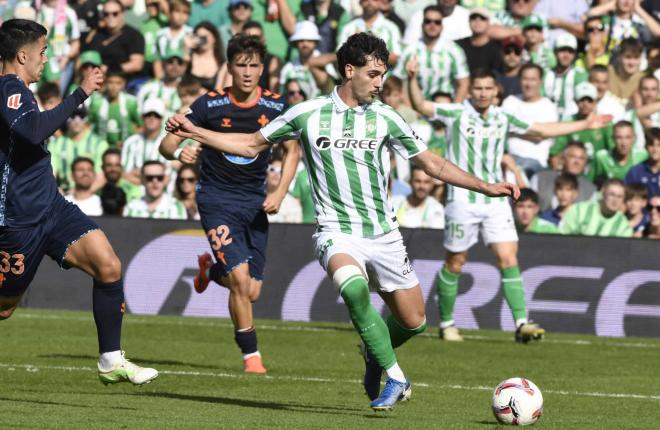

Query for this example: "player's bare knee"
[498,257,518,269]
[95,255,122,282]
[229,274,251,297]
[401,313,426,330]
[445,254,466,273]
[0,307,16,320]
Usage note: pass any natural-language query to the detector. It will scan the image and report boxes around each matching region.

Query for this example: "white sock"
[515,318,528,328]
[385,363,406,383]
[439,320,455,329]
[243,351,261,360]
[99,350,122,370]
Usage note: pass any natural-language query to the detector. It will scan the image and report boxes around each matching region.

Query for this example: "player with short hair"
[160,34,300,375]
[0,19,158,385]
[165,32,519,411]
[408,63,612,343]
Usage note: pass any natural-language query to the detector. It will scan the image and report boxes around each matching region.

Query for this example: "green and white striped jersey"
[155,25,193,60]
[543,66,589,120]
[393,39,469,99]
[121,130,169,173]
[49,128,109,191]
[624,109,660,149]
[432,101,531,205]
[279,59,320,99]
[559,201,632,237]
[123,195,187,219]
[338,13,402,58]
[88,92,142,147]
[522,44,556,71]
[137,80,182,117]
[461,0,505,12]
[260,87,427,237]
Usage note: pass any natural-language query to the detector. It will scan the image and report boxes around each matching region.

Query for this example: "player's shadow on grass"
[38,354,217,369]
[139,392,371,417]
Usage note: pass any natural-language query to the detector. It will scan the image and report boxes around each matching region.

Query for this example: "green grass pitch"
[1,309,659,429]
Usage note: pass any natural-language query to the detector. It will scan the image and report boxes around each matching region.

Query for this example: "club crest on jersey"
[315,136,378,151]
[7,93,22,110]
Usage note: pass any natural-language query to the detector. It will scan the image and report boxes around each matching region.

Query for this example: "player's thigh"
[443,202,481,253]
[200,203,251,282]
[0,225,48,300]
[490,241,519,268]
[313,231,368,279]
[62,229,121,282]
[379,286,426,329]
[365,229,420,295]
[245,208,268,282]
[481,204,519,251]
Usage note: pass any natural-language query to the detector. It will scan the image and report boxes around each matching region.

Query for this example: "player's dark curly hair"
[0,19,47,61]
[336,32,390,79]
[226,34,266,64]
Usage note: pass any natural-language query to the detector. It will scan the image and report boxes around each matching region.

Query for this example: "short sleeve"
[504,113,532,135]
[186,95,209,127]
[450,44,470,80]
[0,78,38,130]
[260,104,305,143]
[381,108,427,160]
[430,103,464,126]
[127,27,145,56]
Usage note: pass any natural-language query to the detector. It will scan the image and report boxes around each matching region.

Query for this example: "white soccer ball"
[492,377,543,426]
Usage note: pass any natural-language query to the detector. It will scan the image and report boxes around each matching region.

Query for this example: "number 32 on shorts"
[206,225,232,265]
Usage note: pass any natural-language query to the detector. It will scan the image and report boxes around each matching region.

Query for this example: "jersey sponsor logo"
[466,126,505,139]
[7,93,22,110]
[223,153,259,165]
[207,98,231,108]
[221,118,232,128]
[258,98,285,111]
[315,136,378,151]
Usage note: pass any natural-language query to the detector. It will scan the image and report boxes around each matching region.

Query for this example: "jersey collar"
[331,86,368,113]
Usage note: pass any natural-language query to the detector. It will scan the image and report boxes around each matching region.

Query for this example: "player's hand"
[262,190,286,215]
[406,57,419,79]
[179,143,201,164]
[585,112,613,130]
[80,67,104,96]
[484,182,520,200]
[166,114,197,139]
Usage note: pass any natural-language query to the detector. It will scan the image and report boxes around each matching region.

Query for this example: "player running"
[407,59,612,343]
[0,19,158,385]
[160,34,299,374]
[165,32,519,411]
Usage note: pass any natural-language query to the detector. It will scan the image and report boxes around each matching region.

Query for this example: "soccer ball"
[492,377,543,426]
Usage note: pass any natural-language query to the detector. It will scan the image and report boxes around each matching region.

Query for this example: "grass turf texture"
[1,309,659,429]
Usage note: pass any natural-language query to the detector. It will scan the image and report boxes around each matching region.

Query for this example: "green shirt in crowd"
[590,147,648,182]
[290,167,315,224]
[527,217,559,234]
[550,115,614,159]
[559,201,632,237]
[49,128,108,191]
[88,92,143,147]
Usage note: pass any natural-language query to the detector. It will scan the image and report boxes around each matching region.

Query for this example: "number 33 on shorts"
[206,225,232,265]
[0,251,25,287]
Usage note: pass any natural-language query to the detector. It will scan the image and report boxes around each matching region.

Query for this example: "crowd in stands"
[1,0,658,238]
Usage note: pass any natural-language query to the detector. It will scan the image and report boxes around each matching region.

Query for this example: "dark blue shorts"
[0,196,99,297]
[198,200,268,281]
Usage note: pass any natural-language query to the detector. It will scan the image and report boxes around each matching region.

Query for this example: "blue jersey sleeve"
[186,94,208,127]
[1,79,87,146]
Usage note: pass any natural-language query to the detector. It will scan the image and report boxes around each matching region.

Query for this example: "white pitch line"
[1,362,659,401]
[15,312,660,350]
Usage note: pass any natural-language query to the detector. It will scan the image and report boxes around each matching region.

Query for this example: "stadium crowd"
[1,0,658,238]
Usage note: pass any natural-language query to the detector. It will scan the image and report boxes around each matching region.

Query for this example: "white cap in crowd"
[142,98,166,118]
[574,82,598,101]
[289,21,321,42]
[554,33,578,51]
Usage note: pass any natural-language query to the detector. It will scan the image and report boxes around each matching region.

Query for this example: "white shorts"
[313,229,419,293]
[443,201,518,253]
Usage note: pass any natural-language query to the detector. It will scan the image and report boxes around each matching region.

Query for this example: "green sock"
[501,266,527,323]
[340,276,396,370]
[386,315,427,349]
[437,266,460,325]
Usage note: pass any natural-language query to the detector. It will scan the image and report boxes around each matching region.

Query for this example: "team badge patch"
[7,93,22,110]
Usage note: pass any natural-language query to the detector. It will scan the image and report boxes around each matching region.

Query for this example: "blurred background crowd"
[0,0,658,238]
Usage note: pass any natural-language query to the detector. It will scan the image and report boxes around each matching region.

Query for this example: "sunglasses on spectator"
[648,205,660,212]
[232,2,251,8]
[512,0,531,3]
[504,47,522,55]
[103,10,122,17]
[469,14,488,21]
[165,58,185,65]
[143,112,162,119]
[68,114,87,121]
[586,26,604,34]
[423,18,442,26]
[287,89,304,97]
[177,176,196,183]
[145,174,165,182]
[267,166,282,174]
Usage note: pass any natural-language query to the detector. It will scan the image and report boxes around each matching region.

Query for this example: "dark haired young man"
[0,19,157,385]
[408,65,610,346]
[160,34,299,375]
[165,32,519,411]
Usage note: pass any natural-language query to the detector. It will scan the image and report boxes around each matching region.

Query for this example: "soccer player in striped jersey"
[0,19,158,385]
[407,58,612,343]
[160,34,299,375]
[165,32,519,411]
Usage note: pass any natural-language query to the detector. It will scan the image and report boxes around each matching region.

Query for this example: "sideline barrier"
[25,217,660,338]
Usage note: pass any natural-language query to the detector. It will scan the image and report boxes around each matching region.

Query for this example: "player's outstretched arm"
[406,57,435,118]
[527,113,613,139]
[636,101,660,120]
[9,67,103,145]
[166,113,269,158]
[263,139,300,214]
[159,131,201,164]
[415,150,521,199]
